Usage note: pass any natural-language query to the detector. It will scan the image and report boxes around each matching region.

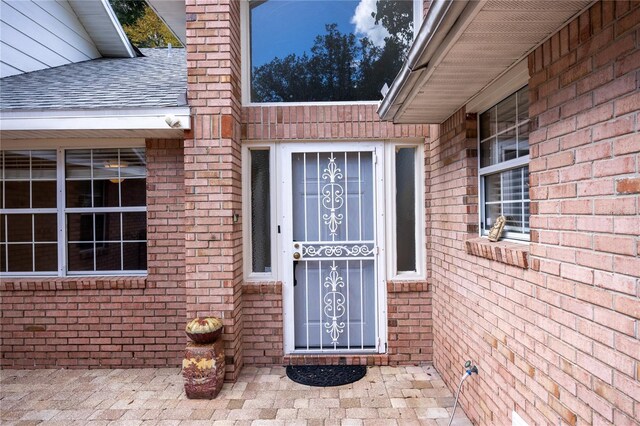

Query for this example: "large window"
[0,147,147,276]
[246,0,416,103]
[479,86,530,240]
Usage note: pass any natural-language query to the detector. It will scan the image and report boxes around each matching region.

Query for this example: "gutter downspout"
[377,0,468,122]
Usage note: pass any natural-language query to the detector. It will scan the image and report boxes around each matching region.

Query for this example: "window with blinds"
[479,86,530,239]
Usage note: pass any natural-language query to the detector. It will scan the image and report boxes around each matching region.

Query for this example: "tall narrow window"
[0,150,58,273]
[395,147,416,272]
[251,150,271,273]
[479,86,530,239]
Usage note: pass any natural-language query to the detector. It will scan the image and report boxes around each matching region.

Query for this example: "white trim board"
[0,107,191,131]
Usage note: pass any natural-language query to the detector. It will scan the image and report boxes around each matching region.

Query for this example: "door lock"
[293,252,301,260]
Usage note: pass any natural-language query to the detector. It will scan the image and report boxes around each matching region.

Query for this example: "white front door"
[281,143,386,353]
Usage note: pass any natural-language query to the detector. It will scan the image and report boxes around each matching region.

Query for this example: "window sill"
[465,237,529,269]
[0,276,147,291]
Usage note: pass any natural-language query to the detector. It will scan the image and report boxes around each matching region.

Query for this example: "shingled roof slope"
[0,48,186,112]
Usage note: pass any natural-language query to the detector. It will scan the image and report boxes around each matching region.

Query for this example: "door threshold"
[283,353,390,366]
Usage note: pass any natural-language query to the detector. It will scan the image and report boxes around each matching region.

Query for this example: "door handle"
[293,260,298,287]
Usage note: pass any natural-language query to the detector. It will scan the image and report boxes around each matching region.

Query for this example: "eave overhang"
[146,0,186,46]
[378,0,595,124]
[69,0,137,58]
[0,107,191,139]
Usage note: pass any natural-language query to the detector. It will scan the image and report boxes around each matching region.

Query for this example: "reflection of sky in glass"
[251,0,362,68]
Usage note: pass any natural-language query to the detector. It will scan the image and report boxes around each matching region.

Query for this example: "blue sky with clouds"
[251,0,390,68]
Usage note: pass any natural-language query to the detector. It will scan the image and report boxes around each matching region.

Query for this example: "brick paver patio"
[0,365,472,425]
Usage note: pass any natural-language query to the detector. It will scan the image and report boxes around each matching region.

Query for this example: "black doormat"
[286,365,367,387]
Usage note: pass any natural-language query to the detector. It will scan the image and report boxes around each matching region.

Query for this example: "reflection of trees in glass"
[109,0,182,48]
[252,0,413,102]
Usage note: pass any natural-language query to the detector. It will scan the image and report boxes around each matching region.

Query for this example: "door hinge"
[373,153,378,164]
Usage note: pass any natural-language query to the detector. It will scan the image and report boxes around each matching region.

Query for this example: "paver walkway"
[0,365,472,425]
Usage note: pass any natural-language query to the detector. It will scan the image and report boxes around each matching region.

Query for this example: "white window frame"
[0,139,147,277]
[242,142,279,281]
[385,140,425,280]
[240,0,424,106]
[477,88,530,241]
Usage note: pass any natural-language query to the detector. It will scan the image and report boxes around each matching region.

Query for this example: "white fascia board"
[0,107,191,131]
[99,0,137,58]
[67,0,136,58]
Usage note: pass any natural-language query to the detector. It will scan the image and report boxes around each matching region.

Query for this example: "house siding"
[0,139,186,368]
[431,2,639,425]
[0,0,101,78]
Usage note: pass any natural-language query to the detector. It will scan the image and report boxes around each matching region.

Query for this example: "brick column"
[184,0,243,381]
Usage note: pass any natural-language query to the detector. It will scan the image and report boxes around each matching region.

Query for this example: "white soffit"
[383,0,593,124]
[68,0,136,58]
[146,0,186,46]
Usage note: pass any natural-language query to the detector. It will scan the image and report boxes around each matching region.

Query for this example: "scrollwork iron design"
[323,262,346,345]
[321,155,344,238]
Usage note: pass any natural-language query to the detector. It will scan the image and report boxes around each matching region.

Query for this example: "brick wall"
[0,139,186,368]
[184,0,245,381]
[387,281,432,364]
[242,104,427,140]
[431,2,639,425]
[242,283,283,366]
[242,104,432,365]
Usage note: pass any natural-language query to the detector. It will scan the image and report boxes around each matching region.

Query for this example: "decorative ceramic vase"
[185,317,223,343]
[183,339,225,399]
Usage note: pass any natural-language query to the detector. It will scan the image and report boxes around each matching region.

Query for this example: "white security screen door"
[281,143,386,353]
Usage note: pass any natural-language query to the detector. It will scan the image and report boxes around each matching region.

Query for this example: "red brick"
[547,151,575,169]
[593,156,636,177]
[594,197,637,215]
[594,306,636,336]
[575,142,612,163]
[577,216,614,233]
[612,134,640,156]
[613,216,640,235]
[559,163,592,182]
[549,183,577,199]
[560,59,593,87]
[613,295,640,319]
[614,4,640,37]
[577,178,614,196]
[576,103,615,129]
[613,255,640,277]
[616,177,640,194]
[613,91,640,116]
[576,65,614,95]
[561,263,594,285]
[592,116,635,141]
[576,250,613,270]
[561,199,592,214]
[594,33,635,68]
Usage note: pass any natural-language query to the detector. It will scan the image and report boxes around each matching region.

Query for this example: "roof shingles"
[0,48,186,112]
